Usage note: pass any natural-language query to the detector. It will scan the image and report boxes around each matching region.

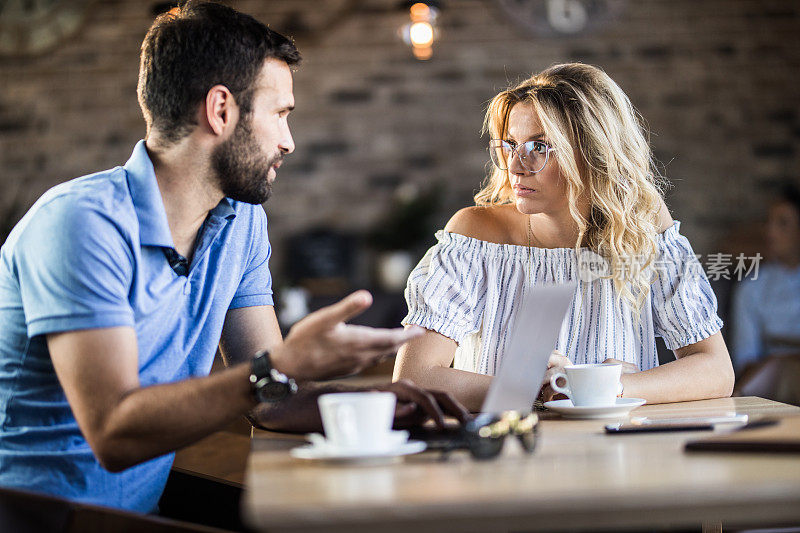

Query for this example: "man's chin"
[225,184,272,205]
[245,190,272,205]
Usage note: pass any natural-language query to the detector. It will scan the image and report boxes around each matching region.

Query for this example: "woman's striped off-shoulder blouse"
[402,221,723,374]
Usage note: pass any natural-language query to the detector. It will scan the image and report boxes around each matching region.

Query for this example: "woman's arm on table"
[393,328,493,413]
[393,207,507,412]
[619,332,734,403]
[542,333,734,404]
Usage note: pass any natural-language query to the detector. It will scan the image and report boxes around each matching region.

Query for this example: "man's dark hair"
[777,183,800,223]
[137,1,300,144]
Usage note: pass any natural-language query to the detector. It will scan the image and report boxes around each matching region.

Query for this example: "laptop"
[410,282,577,448]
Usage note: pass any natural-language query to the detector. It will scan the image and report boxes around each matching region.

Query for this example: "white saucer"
[544,398,647,419]
[290,431,427,462]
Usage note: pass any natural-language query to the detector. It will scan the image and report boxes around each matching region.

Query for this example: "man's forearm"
[97,363,255,472]
[395,365,492,413]
[250,381,360,433]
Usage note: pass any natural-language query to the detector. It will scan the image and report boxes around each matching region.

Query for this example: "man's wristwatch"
[250,350,297,403]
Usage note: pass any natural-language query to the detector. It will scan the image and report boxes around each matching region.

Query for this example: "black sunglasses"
[459,411,539,460]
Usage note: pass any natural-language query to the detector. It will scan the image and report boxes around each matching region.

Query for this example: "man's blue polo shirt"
[0,141,274,513]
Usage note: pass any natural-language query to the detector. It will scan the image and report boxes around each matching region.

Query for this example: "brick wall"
[1,0,799,284]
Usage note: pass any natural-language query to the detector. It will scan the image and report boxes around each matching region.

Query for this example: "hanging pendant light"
[399,1,441,61]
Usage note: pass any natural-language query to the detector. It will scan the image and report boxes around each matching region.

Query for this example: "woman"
[393,63,734,411]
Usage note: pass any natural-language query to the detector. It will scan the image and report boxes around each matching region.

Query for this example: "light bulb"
[409,21,433,47]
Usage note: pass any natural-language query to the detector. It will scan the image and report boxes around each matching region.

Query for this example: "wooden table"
[243,397,800,532]
[172,430,251,487]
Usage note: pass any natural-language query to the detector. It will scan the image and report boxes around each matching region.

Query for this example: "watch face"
[257,380,290,403]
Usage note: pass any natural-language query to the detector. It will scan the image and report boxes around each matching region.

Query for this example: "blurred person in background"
[731,185,800,404]
[394,63,735,411]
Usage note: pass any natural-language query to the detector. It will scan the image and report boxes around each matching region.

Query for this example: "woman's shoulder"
[657,199,674,234]
[444,204,521,245]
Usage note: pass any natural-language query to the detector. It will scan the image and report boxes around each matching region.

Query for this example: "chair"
[735,353,800,406]
[0,484,227,532]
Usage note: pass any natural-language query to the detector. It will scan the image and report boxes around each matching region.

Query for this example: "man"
[0,2,466,514]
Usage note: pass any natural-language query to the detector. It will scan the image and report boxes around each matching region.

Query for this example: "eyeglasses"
[489,139,555,174]
[461,411,538,460]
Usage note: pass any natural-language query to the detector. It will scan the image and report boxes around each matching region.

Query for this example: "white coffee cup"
[549,363,623,407]
[317,392,397,451]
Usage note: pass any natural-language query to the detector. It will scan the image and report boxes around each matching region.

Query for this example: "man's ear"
[204,85,239,137]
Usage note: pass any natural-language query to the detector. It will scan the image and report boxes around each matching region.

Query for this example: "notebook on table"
[410,282,577,449]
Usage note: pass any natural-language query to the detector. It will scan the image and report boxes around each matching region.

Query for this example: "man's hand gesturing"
[270,290,423,381]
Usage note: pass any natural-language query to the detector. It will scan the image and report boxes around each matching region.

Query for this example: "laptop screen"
[481,282,577,415]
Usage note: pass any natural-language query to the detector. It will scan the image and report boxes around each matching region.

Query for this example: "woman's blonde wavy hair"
[476,63,668,312]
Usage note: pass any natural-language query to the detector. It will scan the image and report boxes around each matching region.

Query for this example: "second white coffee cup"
[549,363,623,407]
[317,392,396,451]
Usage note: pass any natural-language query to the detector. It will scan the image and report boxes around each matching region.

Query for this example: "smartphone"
[605,414,749,434]
[605,421,715,433]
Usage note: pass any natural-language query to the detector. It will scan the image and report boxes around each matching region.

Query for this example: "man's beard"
[211,115,281,205]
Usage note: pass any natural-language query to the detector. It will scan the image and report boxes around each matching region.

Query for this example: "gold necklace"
[526,215,532,248]
[526,216,533,289]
